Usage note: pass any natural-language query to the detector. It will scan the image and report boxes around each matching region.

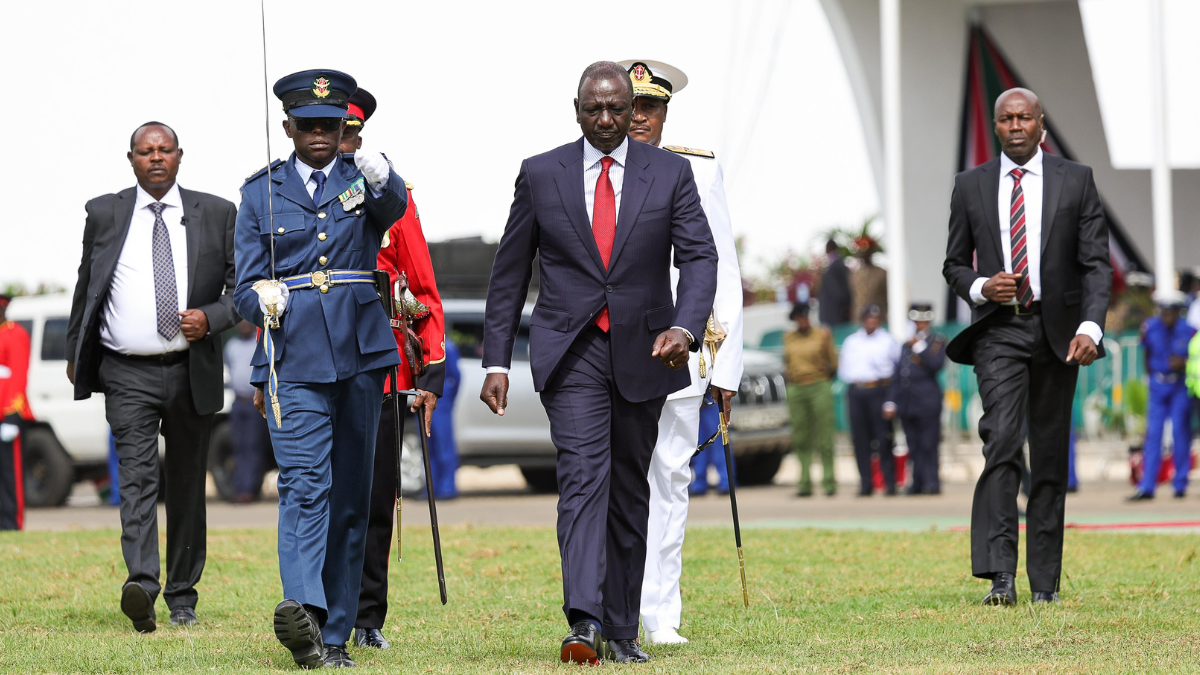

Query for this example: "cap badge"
[632,64,648,82]
[311,76,331,99]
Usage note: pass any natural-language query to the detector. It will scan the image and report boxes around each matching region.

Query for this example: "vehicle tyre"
[21,426,74,508]
[520,466,559,494]
[208,420,237,502]
[734,451,785,486]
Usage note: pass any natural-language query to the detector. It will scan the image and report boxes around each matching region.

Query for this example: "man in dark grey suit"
[943,89,1111,606]
[66,122,238,632]
[480,61,716,664]
[818,239,851,327]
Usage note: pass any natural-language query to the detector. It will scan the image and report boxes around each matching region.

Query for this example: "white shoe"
[646,627,689,645]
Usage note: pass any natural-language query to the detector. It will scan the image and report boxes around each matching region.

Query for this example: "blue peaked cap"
[273,69,357,119]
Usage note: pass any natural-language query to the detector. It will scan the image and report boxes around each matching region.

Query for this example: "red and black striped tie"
[1008,168,1034,307]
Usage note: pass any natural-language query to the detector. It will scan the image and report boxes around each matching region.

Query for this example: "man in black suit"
[943,88,1111,606]
[818,239,851,327]
[66,122,238,631]
[480,61,717,663]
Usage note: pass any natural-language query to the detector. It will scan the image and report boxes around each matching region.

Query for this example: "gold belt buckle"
[1014,303,1033,316]
[311,270,330,293]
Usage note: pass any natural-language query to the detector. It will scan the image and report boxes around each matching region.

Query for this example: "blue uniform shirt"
[234,153,407,385]
[1142,316,1195,376]
[887,331,947,417]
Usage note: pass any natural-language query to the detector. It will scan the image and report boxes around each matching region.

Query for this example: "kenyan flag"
[956,24,1148,294]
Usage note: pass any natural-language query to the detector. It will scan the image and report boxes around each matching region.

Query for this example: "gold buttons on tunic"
[355,209,362,215]
[319,256,328,266]
[319,284,329,293]
[317,212,327,219]
[277,227,285,234]
[318,232,327,241]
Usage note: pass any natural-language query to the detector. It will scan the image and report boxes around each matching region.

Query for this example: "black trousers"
[847,385,895,493]
[540,326,665,641]
[901,408,942,494]
[100,352,212,609]
[970,313,1077,592]
[0,413,24,530]
[356,394,407,629]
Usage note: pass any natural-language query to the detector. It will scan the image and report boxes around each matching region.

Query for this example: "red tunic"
[0,321,32,420]
[376,187,447,395]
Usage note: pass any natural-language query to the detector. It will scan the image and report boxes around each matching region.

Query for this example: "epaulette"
[404,181,414,191]
[664,145,715,159]
[245,159,284,183]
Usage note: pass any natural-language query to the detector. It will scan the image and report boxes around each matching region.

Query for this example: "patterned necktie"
[311,169,326,207]
[149,202,181,340]
[1008,168,1034,307]
[592,156,616,331]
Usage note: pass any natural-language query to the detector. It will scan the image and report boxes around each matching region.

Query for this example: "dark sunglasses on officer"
[288,116,344,133]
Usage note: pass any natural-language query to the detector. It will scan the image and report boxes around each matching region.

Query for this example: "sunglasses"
[289,117,343,133]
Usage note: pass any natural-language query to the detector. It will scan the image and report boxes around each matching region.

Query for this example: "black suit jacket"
[483,138,718,402]
[943,154,1112,365]
[66,186,239,415]
[818,255,851,326]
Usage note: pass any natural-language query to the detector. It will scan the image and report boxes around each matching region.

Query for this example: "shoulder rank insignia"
[664,145,715,159]
[245,159,283,182]
[338,177,367,211]
[404,181,415,191]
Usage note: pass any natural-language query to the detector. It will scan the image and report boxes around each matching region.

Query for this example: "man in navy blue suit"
[479,61,717,664]
[234,69,407,669]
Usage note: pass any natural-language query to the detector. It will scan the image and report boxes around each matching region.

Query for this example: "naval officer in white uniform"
[620,59,744,646]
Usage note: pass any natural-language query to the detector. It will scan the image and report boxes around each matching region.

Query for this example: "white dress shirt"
[837,328,898,384]
[294,156,337,198]
[583,137,627,224]
[100,183,190,355]
[968,149,1103,345]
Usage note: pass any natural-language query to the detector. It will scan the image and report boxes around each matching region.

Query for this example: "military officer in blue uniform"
[884,303,947,495]
[233,69,407,669]
[1129,291,1196,501]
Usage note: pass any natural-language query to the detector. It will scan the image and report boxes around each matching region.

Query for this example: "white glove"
[0,424,18,443]
[354,150,390,188]
[256,282,289,319]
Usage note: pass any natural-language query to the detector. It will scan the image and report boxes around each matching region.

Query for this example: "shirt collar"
[1000,147,1043,177]
[293,155,338,184]
[134,182,183,211]
[583,136,629,169]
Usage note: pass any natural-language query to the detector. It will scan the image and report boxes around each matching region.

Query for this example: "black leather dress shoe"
[273,600,324,669]
[982,572,1017,606]
[604,638,650,663]
[120,582,156,633]
[1031,591,1061,604]
[322,644,357,668]
[170,606,197,626]
[353,627,390,649]
[1126,491,1155,502]
[1174,491,1186,500]
[560,621,602,665]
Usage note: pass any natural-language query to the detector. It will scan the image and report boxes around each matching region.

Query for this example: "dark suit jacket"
[483,138,718,402]
[818,254,851,326]
[66,186,239,415]
[943,154,1112,365]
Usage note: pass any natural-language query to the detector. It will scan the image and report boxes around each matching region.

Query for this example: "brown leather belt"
[103,347,187,365]
[852,378,892,389]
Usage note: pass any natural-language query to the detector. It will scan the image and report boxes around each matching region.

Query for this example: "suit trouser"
[356,395,406,630]
[99,354,211,610]
[540,326,666,641]
[270,369,386,647]
[900,407,942,494]
[0,413,25,530]
[1138,379,1191,495]
[970,313,1077,592]
[641,394,702,633]
[230,398,271,497]
[846,385,895,493]
[787,381,836,493]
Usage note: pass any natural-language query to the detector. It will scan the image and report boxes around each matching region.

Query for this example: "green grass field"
[1,525,1199,673]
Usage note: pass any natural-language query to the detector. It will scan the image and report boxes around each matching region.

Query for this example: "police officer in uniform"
[1129,291,1195,501]
[340,87,448,652]
[884,303,947,495]
[619,59,745,646]
[233,69,408,669]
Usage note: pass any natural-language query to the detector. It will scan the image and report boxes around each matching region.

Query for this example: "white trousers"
[640,395,702,632]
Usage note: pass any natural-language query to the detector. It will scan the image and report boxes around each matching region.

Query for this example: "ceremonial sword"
[714,386,750,608]
[255,0,284,427]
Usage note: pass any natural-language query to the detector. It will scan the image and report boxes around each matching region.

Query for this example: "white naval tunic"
[641,144,744,634]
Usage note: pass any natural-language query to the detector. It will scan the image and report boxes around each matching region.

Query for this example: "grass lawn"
[1,524,1199,673]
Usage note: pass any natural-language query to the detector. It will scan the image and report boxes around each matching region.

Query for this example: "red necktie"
[1008,168,1034,307]
[592,156,616,331]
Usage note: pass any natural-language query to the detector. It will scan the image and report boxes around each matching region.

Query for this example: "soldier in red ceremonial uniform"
[345,88,447,650]
[0,295,31,531]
